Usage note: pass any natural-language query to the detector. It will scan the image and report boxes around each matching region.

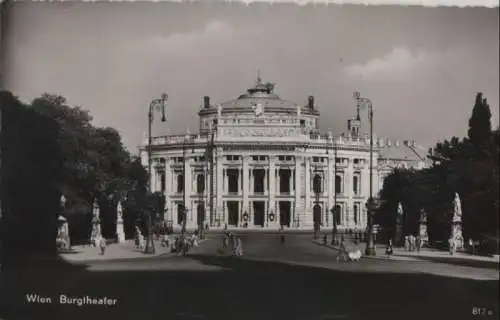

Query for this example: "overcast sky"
[4,3,499,153]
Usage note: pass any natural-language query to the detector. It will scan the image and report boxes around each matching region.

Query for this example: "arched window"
[353,176,359,195]
[196,174,205,194]
[335,175,342,194]
[313,174,322,194]
[177,174,184,193]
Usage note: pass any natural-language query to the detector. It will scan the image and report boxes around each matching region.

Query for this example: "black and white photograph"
[0,1,498,320]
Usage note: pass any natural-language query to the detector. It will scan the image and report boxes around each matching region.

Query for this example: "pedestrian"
[386,239,394,256]
[99,237,107,255]
[236,237,244,256]
[404,236,409,251]
[323,235,328,245]
[448,237,455,255]
[416,235,421,252]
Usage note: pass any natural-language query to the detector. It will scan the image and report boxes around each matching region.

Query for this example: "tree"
[468,92,492,155]
[1,91,63,258]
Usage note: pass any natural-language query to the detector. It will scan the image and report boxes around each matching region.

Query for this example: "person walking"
[416,235,421,252]
[236,237,243,256]
[404,236,410,251]
[448,237,455,255]
[386,239,394,256]
[99,237,107,255]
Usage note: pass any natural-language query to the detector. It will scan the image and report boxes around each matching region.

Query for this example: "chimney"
[203,96,210,109]
[308,96,314,109]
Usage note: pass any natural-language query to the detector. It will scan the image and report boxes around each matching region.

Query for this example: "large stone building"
[140,78,429,231]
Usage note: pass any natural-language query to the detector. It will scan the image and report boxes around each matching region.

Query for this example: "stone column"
[164,158,172,222]
[264,168,268,195]
[346,159,354,229]
[224,169,228,194]
[295,157,302,227]
[216,151,224,227]
[269,157,276,226]
[327,156,334,228]
[184,156,193,228]
[304,157,311,227]
[250,169,254,195]
[242,157,249,215]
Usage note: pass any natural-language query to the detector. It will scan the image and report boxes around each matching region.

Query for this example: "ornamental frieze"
[222,127,299,138]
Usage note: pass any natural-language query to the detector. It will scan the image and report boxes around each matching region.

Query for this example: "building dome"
[199,77,319,116]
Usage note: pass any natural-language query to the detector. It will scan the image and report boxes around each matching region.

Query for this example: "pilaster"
[216,150,224,227]
[346,158,354,229]
[242,157,249,214]
[304,156,311,227]
[268,156,276,226]
[294,156,302,227]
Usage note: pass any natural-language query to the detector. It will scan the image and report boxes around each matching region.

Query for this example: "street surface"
[0,233,498,320]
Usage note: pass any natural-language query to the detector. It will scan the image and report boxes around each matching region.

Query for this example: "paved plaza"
[0,233,498,320]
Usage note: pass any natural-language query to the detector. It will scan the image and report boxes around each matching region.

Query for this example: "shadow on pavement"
[0,253,498,320]
[395,254,500,270]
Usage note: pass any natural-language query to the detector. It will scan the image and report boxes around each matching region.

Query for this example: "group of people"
[222,232,244,256]
[404,235,423,252]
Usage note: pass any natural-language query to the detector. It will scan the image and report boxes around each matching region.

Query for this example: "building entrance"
[253,201,265,227]
[227,201,239,226]
[279,201,291,227]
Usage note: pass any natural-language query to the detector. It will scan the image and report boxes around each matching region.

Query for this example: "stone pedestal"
[418,222,429,246]
[116,221,125,243]
[451,220,464,250]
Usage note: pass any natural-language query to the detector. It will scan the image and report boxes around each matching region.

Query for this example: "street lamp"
[332,140,339,245]
[145,93,168,254]
[353,91,376,256]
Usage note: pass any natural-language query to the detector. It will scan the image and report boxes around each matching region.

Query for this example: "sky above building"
[4,3,499,153]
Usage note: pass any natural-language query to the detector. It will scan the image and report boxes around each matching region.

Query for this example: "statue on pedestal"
[418,208,429,246]
[90,199,102,247]
[116,201,126,243]
[394,202,404,245]
[451,192,464,250]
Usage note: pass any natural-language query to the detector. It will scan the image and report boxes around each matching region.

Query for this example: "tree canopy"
[1,91,155,253]
[377,92,499,246]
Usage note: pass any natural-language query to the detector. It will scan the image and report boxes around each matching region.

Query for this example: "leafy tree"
[468,92,492,155]
[378,93,498,248]
[2,92,152,248]
[1,91,63,257]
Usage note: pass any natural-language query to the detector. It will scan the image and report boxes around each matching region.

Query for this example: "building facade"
[140,78,429,230]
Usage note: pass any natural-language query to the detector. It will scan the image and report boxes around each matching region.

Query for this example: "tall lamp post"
[353,91,376,256]
[331,140,338,245]
[145,93,168,254]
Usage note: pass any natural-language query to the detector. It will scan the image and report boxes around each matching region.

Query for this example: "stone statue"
[116,201,125,243]
[418,208,429,245]
[217,104,222,117]
[90,199,102,247]
[451,192,464,249]
[252,103,264,117]
[452,192,462,222]
[394,202,404,245]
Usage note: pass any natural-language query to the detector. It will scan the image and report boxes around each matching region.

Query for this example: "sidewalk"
[312,239,500,266]
[59,239,208,263]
